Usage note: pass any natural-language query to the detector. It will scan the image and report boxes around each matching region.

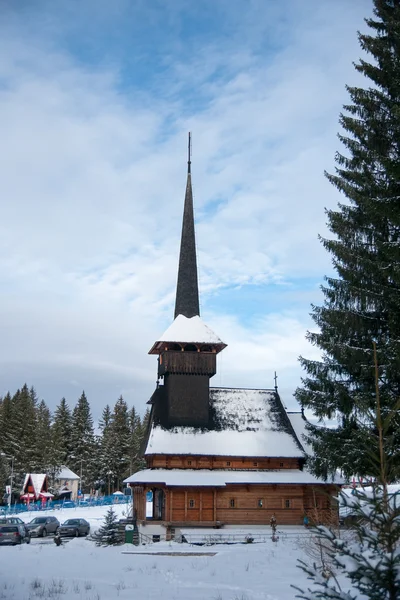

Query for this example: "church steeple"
[148,135,226,428]
[174,132,200,319]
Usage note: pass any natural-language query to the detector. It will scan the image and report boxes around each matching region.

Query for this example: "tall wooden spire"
[174,132,200,319]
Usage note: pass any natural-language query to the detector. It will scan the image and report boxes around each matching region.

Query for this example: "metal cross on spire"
[188,131,192,174]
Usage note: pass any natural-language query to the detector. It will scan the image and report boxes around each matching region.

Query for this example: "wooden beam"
[200,492,203,522]
[213,489,217,522]
[185,491,188,520]
[170,490,173,522]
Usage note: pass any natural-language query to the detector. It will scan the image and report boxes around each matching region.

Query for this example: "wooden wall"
[133,483,337,526]
[147,455,300,470]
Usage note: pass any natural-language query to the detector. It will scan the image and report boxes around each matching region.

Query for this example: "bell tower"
[149,134,226,427]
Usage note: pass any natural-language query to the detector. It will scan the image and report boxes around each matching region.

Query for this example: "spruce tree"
[128,407,148,475]
[98,404,112,433]
[294,363,400,600]
[93,507,122,546]
[109,396,131,490]
[50,397,73,472]
[98,404,116,495]
[128,406,142,475]
[12,385,38,485]
[70,391,96,491]
[0,392,16,458]
[295,0,400,480]
[35,400,52,472]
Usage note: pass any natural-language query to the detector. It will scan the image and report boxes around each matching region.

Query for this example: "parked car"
[0,517,30,536]
[59,518,90,537]
[0,523,31,545]
[26,516,60,537]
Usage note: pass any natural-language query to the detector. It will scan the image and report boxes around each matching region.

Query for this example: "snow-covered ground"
[17,503,129,534]
[0,505,334,600]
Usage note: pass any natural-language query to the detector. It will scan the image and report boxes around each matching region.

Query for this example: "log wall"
[147,455,300,470]
[132,483,337,526]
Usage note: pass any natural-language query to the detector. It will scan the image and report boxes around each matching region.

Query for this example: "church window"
[187,460,192,466]
[258,499,263,508]
[284,499,292,509]
[226,461,231,466]
[189,499,195,508]
[230,498,236,508]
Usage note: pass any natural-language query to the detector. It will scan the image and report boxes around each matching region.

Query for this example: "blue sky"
[0,0,370,418]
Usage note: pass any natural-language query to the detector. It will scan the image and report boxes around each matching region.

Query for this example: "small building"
[54,466,80,500]
[21,474,49,502]
[124,136,339,536]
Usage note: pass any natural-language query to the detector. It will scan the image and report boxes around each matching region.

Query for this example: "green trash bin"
[125,524,134,544]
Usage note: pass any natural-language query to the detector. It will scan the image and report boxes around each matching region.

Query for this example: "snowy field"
[0,505,334,600]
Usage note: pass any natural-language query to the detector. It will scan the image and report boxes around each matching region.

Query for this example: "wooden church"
[124,136,338,535]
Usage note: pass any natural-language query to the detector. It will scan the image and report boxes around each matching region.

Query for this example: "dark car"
[0,523,31,545]
[0,517,30,536]
[59,518,90,537]
[26,516,60,537]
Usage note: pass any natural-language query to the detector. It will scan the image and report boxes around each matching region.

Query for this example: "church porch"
[130,479,338,528]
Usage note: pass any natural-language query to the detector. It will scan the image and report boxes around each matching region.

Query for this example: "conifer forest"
[0,384,149,500]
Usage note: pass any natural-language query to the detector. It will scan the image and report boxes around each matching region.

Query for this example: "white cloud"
[0,1,369,416]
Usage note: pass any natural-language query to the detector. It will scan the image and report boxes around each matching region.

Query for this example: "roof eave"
[148,341,227,355]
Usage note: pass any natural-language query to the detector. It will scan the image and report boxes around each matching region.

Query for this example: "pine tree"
[70,391,96,491]
[93,507,122,546]
[295,0,400,480]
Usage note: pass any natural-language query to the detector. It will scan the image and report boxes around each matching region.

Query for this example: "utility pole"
[9,456,14,509]
[79,458,83,498]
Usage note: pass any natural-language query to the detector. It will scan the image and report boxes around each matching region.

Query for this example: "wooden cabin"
[124,136,338,536]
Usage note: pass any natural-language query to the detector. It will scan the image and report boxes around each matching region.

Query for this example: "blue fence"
[0,495,131,516]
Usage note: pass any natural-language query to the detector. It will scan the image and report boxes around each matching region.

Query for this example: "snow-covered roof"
[287,412,313,455]
[125,468,339,487]
[146,388,304,458]
[22,474,47,498]
[149,315,226,353]
[55,466,80,480]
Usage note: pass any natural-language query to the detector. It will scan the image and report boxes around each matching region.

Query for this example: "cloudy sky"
[0,0,370,420]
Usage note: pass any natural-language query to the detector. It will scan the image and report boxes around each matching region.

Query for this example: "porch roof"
[124,468,340,487]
